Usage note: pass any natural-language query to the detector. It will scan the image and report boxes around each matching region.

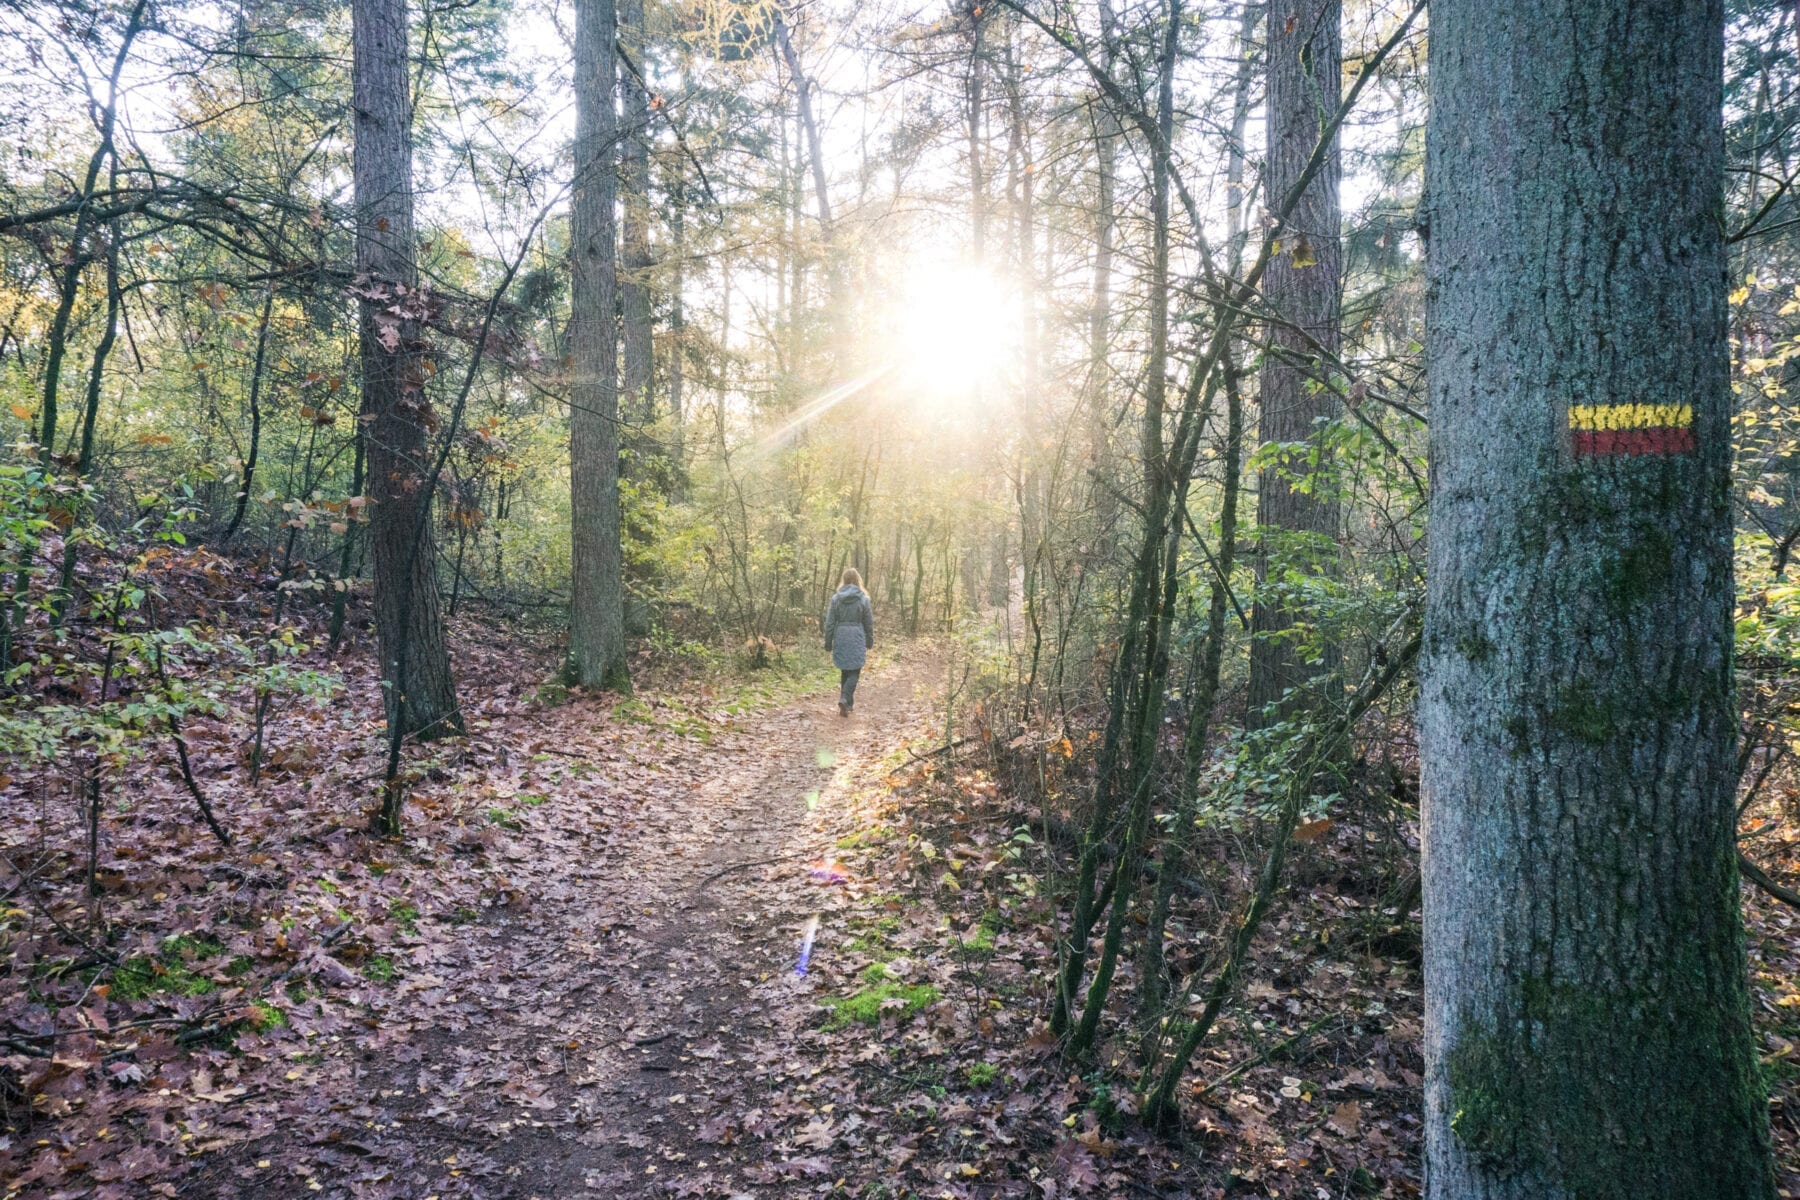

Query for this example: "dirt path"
[190,644,944,1200]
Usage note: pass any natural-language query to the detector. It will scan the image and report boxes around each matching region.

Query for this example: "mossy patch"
[964,1061,999,1088]
[825,963,938,1028]
[390,902,420,933]
[844,912,903,953]
[835,825,890,851]
[112,934,225,1001]
[363,955,397,984]
[955,910,1001,956]
[1547,682,1616,746]
[1446,976,1768,1199]
[247,1000,287,1032]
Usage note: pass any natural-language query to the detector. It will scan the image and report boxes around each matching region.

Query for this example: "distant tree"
[352,0,463,741]
[566,0,632,691]
[1247,0,1341,725]
[1419,0,1772,1195]
[619,0,654,436]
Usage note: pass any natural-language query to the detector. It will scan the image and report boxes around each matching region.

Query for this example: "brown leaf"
[1328,1099,1361,1137]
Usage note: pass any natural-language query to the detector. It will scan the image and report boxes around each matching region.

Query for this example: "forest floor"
[175,636,961,1199]
[8,572,1800,1198]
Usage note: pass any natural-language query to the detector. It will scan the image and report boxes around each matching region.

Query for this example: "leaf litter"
[5,588,1800,1197]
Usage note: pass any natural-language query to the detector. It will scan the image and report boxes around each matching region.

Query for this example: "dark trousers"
[839,668,861,708]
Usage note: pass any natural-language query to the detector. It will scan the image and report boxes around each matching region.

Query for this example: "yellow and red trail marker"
[1569,403,1695,457]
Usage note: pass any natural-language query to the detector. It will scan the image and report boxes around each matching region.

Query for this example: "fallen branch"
[1191,1014,1340,1098]
[694,851,808,889]
[1740,851,1800,908]
[906,736,972,765]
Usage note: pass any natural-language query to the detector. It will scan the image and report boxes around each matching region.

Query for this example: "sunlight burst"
[889,261,1014,401]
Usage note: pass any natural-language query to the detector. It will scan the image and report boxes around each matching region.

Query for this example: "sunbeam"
[748,365,894,457]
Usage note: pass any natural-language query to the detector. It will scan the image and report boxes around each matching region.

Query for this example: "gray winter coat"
[824,585,874,670]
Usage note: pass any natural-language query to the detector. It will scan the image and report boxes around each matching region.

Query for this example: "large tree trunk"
[566,0,631,691]
[1419,1,1771,1196]
[353,0,462,738]
[1247,0,1341,726]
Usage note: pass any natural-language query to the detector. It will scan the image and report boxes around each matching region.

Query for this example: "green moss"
[390,902,420,933]
[1547,683,1616,746]
[535,678,570,707]
[956,911,1001,955]
[485,806,522,830]
[363,956,397,984]
[611,697,653,724]
[835,825,890,851]
[247,1000,287,1032]
[112,934,225,1001]
[964,1061,999,1088]
[844,912,903,952]
[1446,976,1768,1199]
[824,969,939,1029]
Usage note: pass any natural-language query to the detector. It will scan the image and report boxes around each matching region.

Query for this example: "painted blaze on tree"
[1419,0,1773,1198]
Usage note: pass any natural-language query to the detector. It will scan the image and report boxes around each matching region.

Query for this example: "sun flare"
[887,261,1014,400]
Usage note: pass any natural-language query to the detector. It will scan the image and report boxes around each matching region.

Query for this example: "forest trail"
[192,644,947,1200]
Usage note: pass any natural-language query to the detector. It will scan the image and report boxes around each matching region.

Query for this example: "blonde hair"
[841,567,863,588]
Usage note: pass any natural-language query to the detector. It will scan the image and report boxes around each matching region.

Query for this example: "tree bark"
[1420,1,1771,1196]
[1247,0,1341,726]
[353,0,463,738]
[566,0,631,691]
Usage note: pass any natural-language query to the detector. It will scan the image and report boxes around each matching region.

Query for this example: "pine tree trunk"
[566,0,631,691]
[1419,1,1771,1195]
[353,0,462,738]
[1247,0,1341,726]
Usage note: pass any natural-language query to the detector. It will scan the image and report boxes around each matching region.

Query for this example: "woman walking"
[824,568,875,717]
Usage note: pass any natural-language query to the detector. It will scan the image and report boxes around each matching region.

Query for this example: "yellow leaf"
[1730,286,1751,306]
[1291,236,1318,268]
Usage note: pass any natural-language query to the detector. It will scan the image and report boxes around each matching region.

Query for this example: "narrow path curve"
[202,644,943,1199]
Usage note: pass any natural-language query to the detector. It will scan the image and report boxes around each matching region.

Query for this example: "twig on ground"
[1741,851,1800,908]
[1192,1014,1340,1098]
[694,851,808,889]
